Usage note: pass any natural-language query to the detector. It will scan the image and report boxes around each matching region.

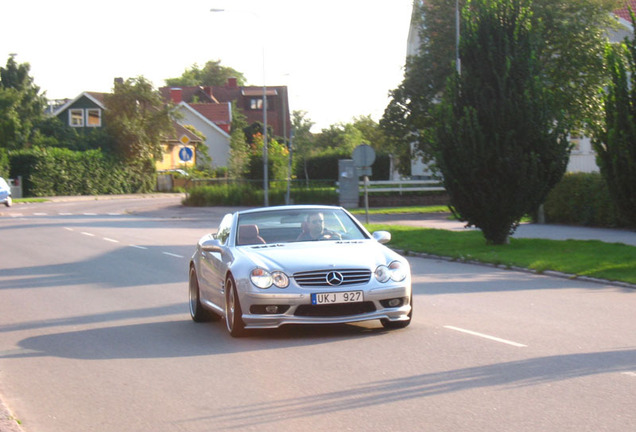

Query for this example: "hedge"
[543,172,627,227]
[295,150,391,181]
[8,148,155,197]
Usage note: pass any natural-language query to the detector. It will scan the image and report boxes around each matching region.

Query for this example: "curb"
[0,397,23,432]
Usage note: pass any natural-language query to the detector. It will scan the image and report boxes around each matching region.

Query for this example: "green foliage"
[592,22,636,226]
[30,116,114,152]
[388,0,616,164]
[8,148,155,197]
[165,60,246,87]
[104,76,174,163]
[543,172,623,227]
[435,0,570,245]
[294,148,391,181]
[291,110,316,183]
[183,182,338,207]
[0,55,46,150]
[315,123,364,154]
[0,148,8,178]
[228,103,250,178]
[245,133,289,183]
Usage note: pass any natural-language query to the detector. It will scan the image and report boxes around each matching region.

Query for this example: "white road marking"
[622,372,636,377]
[34,212,47,216]
[64,227,74,231]
[59,212,73,215]
[444,325,527,347]
[83,213,97,216]
[162,252,184,258]
[103,237,119,243]
[80,232,95,237]
[130,245,147,250]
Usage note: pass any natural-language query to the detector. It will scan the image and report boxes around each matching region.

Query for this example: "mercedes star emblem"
[326,271,344,286]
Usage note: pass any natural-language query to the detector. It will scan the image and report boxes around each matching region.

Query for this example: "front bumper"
[239,285,411,329]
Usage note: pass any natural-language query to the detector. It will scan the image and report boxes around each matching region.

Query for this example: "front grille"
[293,269,371,287]
[295,302,376,317]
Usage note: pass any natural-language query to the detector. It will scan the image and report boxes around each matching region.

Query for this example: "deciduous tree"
[165,60,246,87]
[104,77,175,163]
[0,55,46,149]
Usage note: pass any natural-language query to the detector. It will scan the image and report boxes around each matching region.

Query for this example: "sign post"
[352,144,376,224]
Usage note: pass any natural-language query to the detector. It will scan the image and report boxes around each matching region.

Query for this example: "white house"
[175,101,232,168]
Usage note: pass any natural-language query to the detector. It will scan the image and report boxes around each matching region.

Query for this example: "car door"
[199,214,233,309]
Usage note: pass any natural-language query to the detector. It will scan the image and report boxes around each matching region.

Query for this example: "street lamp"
[211,8,269,206]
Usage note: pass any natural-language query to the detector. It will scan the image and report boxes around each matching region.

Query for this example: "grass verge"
[366,224,636,285]
[350,206,450,215]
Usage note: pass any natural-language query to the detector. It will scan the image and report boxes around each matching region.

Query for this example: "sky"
[1,0,414,132]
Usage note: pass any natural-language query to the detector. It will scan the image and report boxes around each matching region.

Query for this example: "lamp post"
[456,0,461,75]
[211,8,269,206]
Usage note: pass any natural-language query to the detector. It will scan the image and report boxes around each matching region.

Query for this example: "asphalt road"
[1,197,635,432]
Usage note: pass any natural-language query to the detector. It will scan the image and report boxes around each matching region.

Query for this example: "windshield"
[236,208,368,245]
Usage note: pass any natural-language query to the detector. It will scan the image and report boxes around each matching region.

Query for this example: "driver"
[297,212,341,241]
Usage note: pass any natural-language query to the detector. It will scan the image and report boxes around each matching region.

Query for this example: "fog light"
[388,298,402,307]
[265,305,279,314]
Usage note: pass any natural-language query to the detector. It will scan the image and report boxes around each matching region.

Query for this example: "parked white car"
[0,177,12,207]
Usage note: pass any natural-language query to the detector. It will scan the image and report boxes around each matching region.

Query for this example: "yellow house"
[156,123,201,172]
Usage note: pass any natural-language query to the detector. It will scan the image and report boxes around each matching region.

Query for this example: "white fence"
[358,179,445,194]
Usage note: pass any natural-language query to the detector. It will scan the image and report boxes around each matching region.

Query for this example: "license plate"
[311,291,363,305]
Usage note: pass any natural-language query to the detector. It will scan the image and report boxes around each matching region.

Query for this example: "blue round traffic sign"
[179,147,193,162]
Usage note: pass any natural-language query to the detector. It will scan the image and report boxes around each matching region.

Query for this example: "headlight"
[250,268,289,289]
[271,271,289,288]
[374,261,407,283]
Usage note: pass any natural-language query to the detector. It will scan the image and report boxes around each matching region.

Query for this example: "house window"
[570,134,582,153]
[250,98,263,110]
[87,109,101,127]
[69,109,84,127]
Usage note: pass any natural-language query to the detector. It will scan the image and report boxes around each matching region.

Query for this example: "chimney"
[227,77,238,88]
[170,88,182,104]
[114,77,124,86]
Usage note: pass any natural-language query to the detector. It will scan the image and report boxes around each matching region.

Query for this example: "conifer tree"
[434,0,570,244]
[593,14,636,226]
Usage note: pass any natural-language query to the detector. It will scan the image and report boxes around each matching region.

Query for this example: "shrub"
[543,172,624,227]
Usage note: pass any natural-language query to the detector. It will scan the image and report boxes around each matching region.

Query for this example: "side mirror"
[372,231,391,244]
[201,238,223,253]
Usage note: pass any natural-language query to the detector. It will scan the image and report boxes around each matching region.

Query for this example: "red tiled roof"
[159,86,217,104]
[189,103,231,124]
[615,1,636,21]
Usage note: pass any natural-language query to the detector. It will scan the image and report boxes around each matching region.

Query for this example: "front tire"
[225,275,246,337]
[4,196,11,207]
[189,266,217,322]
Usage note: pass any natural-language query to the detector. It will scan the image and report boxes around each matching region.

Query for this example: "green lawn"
[366,224,636,285]
[350,205,450,215]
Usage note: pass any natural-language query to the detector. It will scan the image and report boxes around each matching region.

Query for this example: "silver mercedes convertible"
[189,205,412,337]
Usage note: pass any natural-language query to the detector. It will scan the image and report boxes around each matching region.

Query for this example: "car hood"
[236,240,401,273]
